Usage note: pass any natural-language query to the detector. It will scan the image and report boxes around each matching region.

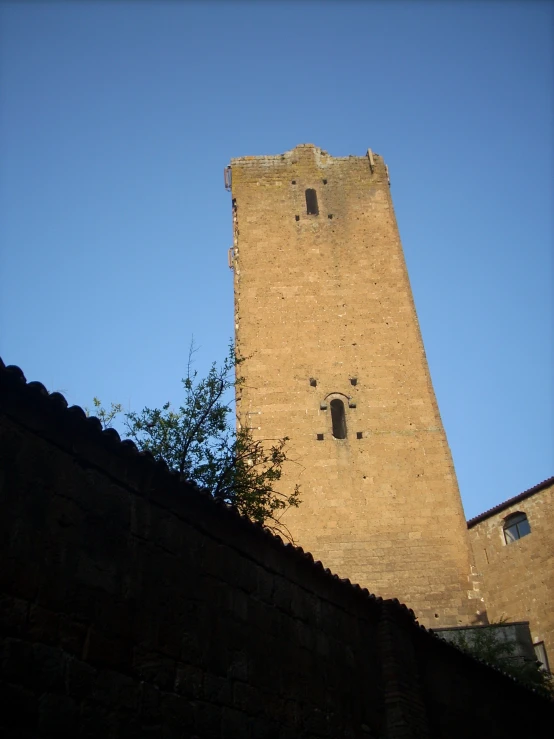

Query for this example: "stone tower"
[228,144,481,627]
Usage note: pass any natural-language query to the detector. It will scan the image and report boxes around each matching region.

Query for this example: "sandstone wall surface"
[231,144,480,627]
[468,479,554,665]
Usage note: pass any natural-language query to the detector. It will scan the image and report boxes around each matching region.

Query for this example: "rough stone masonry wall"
[231,144,481,628]
[1,362,552,739]
[468,479,554,665]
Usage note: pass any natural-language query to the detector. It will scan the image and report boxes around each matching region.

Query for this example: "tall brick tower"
[228,144,481,627]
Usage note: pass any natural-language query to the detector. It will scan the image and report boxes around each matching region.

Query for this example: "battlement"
[230,143,385,172]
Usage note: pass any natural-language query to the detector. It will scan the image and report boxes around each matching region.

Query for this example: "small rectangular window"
[534,642,550,672]
[305,189,319,216]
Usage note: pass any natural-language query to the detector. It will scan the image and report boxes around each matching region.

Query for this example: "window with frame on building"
[503,511,531,544]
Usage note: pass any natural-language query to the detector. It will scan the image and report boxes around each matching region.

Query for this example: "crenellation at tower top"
[231,143,386,169]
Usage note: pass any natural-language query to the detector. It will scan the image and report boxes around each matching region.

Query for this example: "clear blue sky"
[1,1,552,520]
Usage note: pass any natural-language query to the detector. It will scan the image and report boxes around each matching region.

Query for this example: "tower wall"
[230,144,480,627]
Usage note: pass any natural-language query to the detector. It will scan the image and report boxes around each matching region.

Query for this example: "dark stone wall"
[1,361,552,738]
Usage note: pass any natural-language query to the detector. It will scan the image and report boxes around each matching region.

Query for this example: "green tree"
[88,344,300,537]
[87,397,123,430]
[445,624,553,700]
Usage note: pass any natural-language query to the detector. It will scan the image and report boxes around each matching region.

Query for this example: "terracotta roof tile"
[467,476,554,528]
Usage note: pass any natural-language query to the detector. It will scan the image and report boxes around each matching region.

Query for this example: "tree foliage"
[88,343,300,536]
[87,397,123,430]
[445,623,553,700]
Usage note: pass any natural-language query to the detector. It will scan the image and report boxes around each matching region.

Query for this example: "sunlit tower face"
[228,144,479,628]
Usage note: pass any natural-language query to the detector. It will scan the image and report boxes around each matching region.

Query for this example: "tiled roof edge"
[467,476,554,528]
[0,357,416,624]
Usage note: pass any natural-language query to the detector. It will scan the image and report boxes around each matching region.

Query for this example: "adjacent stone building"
[468,476,554,669]
[229,144,482,628]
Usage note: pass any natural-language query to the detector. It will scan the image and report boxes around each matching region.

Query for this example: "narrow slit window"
[305,188,319,216]
[330,399,347,439]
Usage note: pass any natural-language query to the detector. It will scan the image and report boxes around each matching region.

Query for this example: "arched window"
[305,189,319,216]
[330,399,347,439]
[503,512,531,544]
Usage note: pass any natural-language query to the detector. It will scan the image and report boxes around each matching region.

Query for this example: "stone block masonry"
[230,144,482,628]
[1,360,553,738]
[468,478,554,664]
